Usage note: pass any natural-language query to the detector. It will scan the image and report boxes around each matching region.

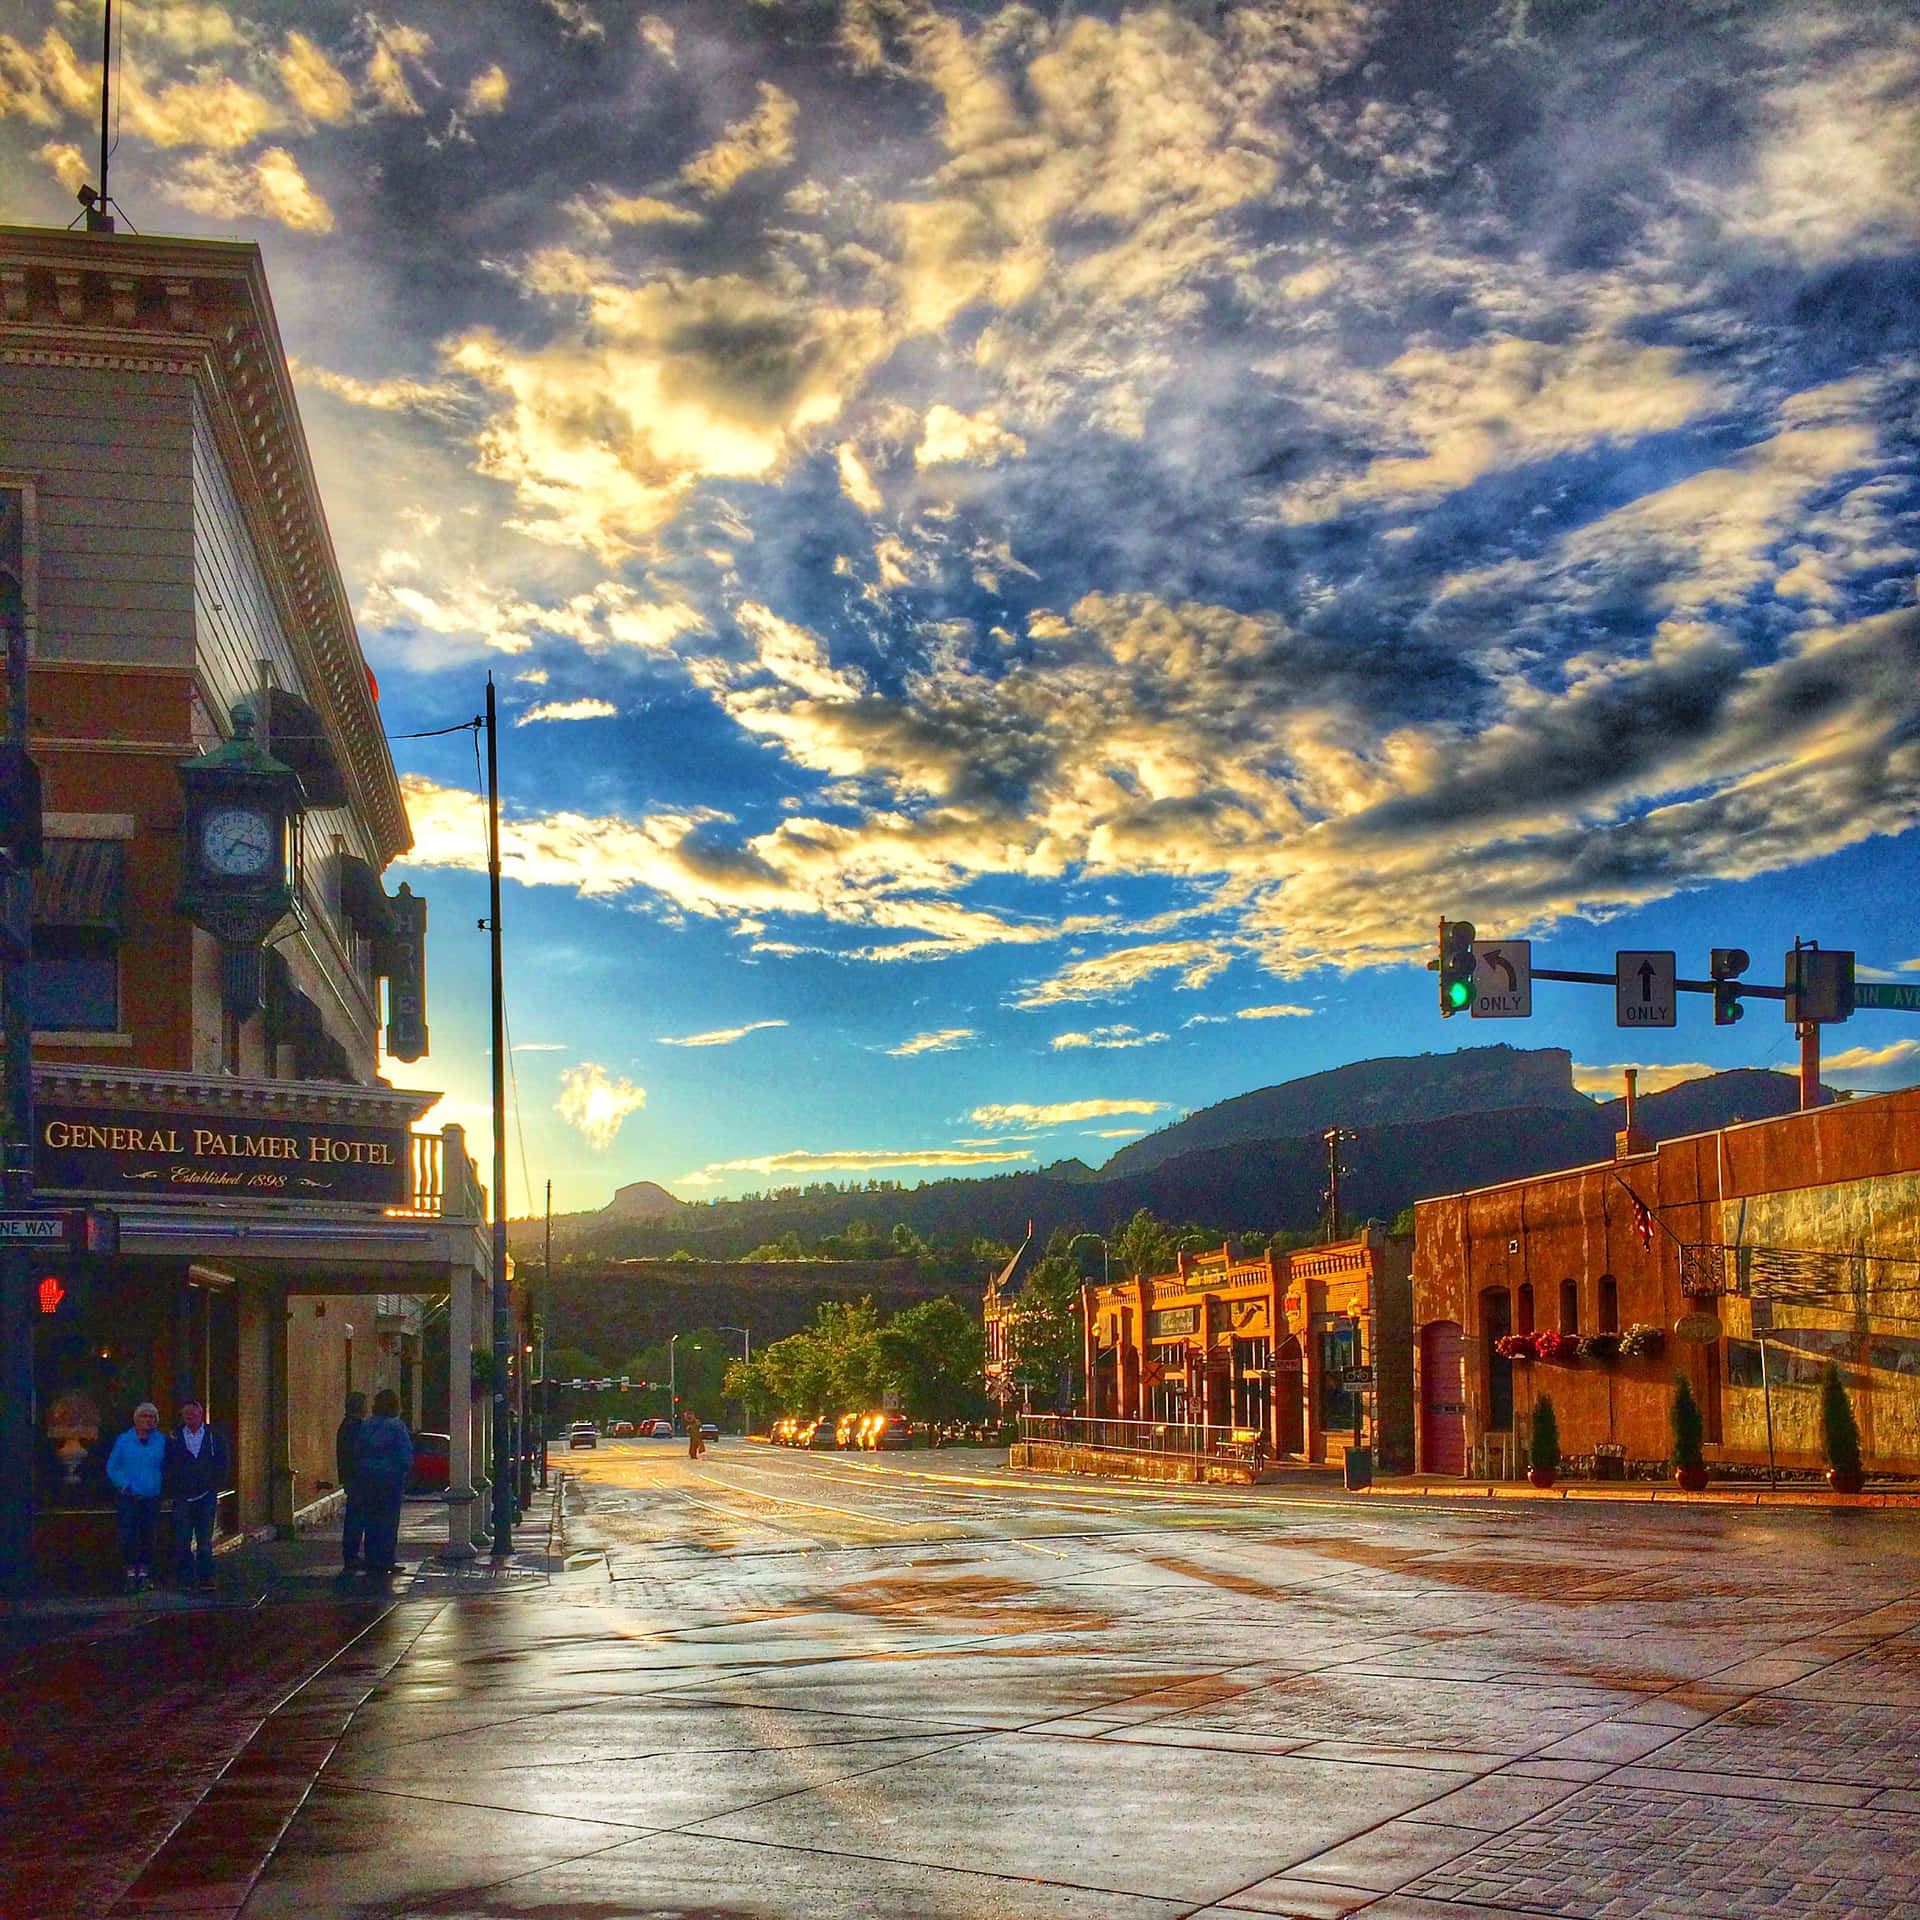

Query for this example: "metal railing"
[1017,1413,1266,1460]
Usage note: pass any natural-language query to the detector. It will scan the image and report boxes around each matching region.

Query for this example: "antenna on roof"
[75,0,119,233]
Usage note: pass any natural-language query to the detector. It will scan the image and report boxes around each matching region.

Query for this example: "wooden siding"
[0,362,194,666]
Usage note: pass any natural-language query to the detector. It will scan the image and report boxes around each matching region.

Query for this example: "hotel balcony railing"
[1017,1413,1263,1459]
[389,1124,487,1224]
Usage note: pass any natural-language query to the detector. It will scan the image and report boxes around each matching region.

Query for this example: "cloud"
[511,1041,565,1052]
[298,365,471,416]
[1016,942,1233,1007]
[659,1020,786,1047]
[465,64,509,116]
[889,1028,974,1056]
[679,80,797,196]
[681,1144,1035,1182]
[516,697,618,725]
[555,1062,647,1149]
[1050,1025,1168,1050]
[836,443,884,513]
[1572,1063,1721,1099]
[365,20,432,117]
[916,403,1026,468]
[277,32,354,124]
[162,147,334,232]
[1820,1039,1920,1089]
[968,1098,1165,1129]
[1237,1003,1314,1021]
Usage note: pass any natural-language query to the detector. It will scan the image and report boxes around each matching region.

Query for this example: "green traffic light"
[1447,979,1472,1009]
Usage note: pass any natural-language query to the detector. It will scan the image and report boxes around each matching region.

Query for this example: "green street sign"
[1854,982,1920,1012]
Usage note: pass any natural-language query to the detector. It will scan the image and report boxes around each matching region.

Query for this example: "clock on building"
[177,706,305,1015]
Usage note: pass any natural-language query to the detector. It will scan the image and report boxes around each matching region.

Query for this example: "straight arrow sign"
[1615,950,1676,1028]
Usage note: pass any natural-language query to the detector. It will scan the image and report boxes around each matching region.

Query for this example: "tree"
[1007,1252,1083,1412]
[1529,1394,1560,1477]
[1109,1208,1174,1281]
[1670,1376,1705,1470]
[875,1297,986,1426]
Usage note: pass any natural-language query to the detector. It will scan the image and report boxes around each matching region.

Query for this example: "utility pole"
[1323,1127,1357,1244]
[539,1176,551,1488]
[485,676,513,1561]
[0,509,36,1596]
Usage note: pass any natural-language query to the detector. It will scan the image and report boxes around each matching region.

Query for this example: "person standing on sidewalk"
[165,1399,229,1591]
[356,1388,414,1581]
[335,1391,368,1578]
[686,1414,706,1461]
[105,1402,168,1593]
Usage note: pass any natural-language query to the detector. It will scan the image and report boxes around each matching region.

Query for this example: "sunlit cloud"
[1237,1004,1314,1021]
[1050,1025,1168,1050]
[1572,1063,1721,1099]
[1821,1039,1920,1089]
[659,1020,787,1048]
[555,1062,647,1149]
[680,1144,1035,1183]
[516,697,617,725]
[889,1028,974,1056]
[1016,944,1234,1007]
[969,1097,1165,1129]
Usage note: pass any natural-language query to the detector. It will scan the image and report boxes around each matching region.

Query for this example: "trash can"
[1343,1445,1373,1492]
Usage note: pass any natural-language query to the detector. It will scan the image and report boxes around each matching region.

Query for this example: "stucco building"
[1411,1085,1920,1480]
[1,225,499,1581]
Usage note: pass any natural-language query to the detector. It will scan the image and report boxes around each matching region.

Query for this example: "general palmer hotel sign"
[38,1107,409,1205]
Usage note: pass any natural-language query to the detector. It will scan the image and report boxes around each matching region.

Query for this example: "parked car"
[833,1412,862,1448]
[805,1417,839,1450]
[771,1416,798,1445]
[859,1413,912,1450]
[640,1417,676,1437]
[567,1422,599,1449]
[609,1420,635,1437]
[700,1422,719,1441]
[408,1431,451,1492]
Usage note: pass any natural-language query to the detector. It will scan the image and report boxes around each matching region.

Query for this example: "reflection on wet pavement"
[36,1440,1920,1919]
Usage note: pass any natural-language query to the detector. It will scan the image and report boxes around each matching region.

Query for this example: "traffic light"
[1785,945,1854,1025]
[1711,947,1748,1026]
[1437,919,1476,1017]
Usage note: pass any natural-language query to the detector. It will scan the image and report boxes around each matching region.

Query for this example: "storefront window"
[1319,1321,1356,1432]
[32,926,119,1031]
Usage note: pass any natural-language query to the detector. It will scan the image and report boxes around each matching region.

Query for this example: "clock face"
[201,805,276,878]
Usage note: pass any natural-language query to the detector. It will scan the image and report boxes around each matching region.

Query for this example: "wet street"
[96,1442,1920,1916]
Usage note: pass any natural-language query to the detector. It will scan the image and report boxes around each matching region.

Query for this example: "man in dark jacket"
[357,1388,414,1581]
[335,1392,368,1577]
[165,1399,230,1590]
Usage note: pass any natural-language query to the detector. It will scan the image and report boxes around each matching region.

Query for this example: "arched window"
[1559,1278,1579,1334]
[1516,1282,1535,1333]
[1598,1274,1619,1334]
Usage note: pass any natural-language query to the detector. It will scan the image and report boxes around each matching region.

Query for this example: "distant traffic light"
[1437,920,1476,1017]
[1711,947,1749,1026]
[1785,945,1854,1025]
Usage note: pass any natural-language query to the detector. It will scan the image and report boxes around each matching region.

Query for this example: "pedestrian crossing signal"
[37,1274,66,1314]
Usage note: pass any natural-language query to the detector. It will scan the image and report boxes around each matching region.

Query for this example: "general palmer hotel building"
[1,223,501,1584]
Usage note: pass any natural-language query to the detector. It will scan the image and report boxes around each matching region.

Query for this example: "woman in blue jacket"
[357,1388,414,1581]
[105,1401,168,1593]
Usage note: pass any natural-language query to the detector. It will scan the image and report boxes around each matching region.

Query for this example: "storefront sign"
[1673,1311,1722,1345]
[1149,1305,1200,1338]
[37,1107,409,1204]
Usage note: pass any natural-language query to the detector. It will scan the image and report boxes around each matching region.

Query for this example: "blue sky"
[4,0,1918,1210]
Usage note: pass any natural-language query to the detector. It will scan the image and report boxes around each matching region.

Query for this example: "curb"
[1358,1480,1920,1508]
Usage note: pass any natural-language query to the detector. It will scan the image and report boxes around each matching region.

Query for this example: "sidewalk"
[0,1483,565,1920]
[1361,1472,1920,1508]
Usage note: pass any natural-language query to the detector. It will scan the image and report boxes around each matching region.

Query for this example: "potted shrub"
[1579,1332,1622,1365]
[1670,1376,1708,1491]
[1528,1394,1560,1489]
[1820,1362,1866,1494]
[1534,1329,1580,1364]
[1619,1323,1666,1360]
[1495,1332,1538,1362]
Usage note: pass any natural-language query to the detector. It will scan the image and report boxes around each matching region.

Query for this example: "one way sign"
[1615,950,1676,1028]
[1470,940,1532,1018]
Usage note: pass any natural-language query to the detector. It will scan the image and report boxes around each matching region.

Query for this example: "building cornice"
[34,1062,440,1127]
[0,227,410,867]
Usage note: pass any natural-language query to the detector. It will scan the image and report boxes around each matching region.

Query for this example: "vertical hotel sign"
[37,1108,408,1204]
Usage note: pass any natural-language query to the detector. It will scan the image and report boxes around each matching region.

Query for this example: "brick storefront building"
[1412,1086,1920,1479]
[1081,1227,1413,1471]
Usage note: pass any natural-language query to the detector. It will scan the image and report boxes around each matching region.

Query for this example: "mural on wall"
[1720,1175,1920,1468]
